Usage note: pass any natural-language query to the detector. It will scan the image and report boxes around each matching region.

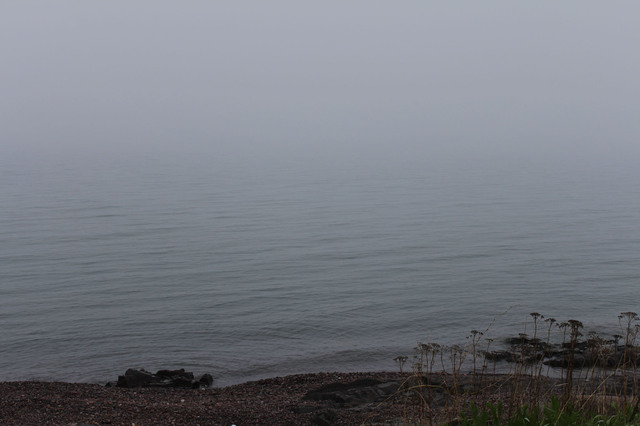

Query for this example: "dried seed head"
[568,319,583,329]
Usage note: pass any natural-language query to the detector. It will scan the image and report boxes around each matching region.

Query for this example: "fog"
[2,2,639,168]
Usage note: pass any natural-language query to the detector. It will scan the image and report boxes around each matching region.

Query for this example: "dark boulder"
[117,369,155,388]
[199,373,214,387]
[114,368,213,388]
[156,369,194,381]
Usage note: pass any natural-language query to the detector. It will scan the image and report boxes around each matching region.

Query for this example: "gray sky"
[2,2,639,166]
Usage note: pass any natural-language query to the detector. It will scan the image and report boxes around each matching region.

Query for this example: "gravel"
[0,372,407,425]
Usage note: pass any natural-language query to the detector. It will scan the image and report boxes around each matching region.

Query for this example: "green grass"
[459,396,640,425]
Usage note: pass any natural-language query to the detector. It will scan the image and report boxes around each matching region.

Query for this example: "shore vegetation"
[373,312,640,425]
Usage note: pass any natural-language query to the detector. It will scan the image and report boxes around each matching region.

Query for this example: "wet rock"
[563,341,589,351]
[504,336,544,347]
[114,368,213,388]
[199,373,214,387]
[571,354,586,368]
[491,335,640,370]
[117,369,155,388]
[543,357,565,368]
[156,369,194,381]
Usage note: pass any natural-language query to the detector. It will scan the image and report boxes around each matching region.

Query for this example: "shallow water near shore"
[1,152,639,386]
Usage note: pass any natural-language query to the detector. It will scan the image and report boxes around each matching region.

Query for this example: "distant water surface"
[1,154,639,386]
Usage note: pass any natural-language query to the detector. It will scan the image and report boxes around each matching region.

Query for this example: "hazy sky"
[2,2,639,165]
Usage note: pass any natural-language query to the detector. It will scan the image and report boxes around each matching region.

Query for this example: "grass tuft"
[372,312,640,425]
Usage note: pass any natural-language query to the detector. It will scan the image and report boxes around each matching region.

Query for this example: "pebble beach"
[0,372,408,425]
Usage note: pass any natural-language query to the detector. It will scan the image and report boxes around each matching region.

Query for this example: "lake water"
[1,153,639,386]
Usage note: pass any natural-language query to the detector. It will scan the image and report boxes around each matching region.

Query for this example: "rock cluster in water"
[109,368,214,388]
[484,336,640,369]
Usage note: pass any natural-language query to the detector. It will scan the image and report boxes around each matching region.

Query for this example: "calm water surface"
[1,154,639,385]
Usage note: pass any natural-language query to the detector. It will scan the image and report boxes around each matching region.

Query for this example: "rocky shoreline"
[3,368,638,425]
[0,372,410,425]
[4,329,639,425]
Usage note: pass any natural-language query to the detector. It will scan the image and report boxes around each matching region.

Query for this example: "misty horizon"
[2,2,639,168]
